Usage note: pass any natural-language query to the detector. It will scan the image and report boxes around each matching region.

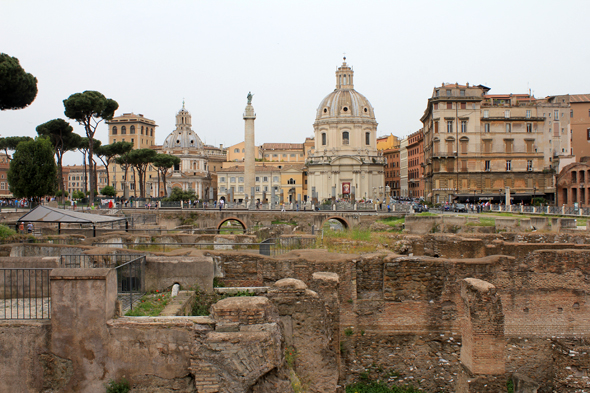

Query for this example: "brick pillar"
[460,278,505,375]
[50,268,117,392]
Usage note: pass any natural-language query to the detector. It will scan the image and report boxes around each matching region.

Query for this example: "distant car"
[453,203,468,213]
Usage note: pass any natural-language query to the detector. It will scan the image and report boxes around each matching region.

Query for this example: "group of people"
[18,222,34,234]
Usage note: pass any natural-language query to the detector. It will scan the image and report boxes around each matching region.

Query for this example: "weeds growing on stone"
[345,381,423,393]
[105,377,130,393]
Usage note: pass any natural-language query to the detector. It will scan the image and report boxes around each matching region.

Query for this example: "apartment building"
[407,129,424,198]
[421,83,570,204]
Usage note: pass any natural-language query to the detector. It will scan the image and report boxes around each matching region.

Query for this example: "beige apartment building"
[422,83,571,204]
[217,164,306,204]
[553,94,590,162]
[65,165,107,196]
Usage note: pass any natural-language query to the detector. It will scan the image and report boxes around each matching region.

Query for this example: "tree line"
[1,53,181,203]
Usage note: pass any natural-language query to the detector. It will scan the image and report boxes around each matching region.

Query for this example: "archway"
[322,216,350,231]
[216,217,247,234]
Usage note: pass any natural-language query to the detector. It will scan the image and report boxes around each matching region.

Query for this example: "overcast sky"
[2,0,590,165]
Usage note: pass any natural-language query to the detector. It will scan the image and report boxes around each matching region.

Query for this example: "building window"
[505,140,513,153]
[365,132,370,145]
[322,133,327,145]
[220,177,225,182]
[238,186,244,193]
[141,126,144,135]
[505,110,510,118]
[485,160,490,171]
[288,178,295,185]
[436,89,439,97]
[130,125,135,134]
[446,90,451,97]
[264,186,268,192]
[234,148,239,153]
[527,160,533,171]
[263,176,268,182]
[460,90,465,97]
[526,123,532,133]
[238,177,244,183]
[506,123,511,133]
[434,103,438,110]
[230,177,236,183]
[483,110,489,118]
[434,121,439,133]
[0,182,4,190]
[112,126,118,135]
[150,129,153,137]
[255,186,260,192]
[273,176,279,183]
[447,102,452,110]
[587,128,590,140]
[447,121,453,133]
[570,109,573,118]
[121,126,126,135]
[255,176,259,182]
[506,160,512,171]
[461,121,467,133]
[554,110,559,119]
[342,131,349,145]
[484,123,490,133]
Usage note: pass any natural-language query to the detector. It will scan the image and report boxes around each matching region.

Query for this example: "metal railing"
[60,253,138,268]
[59,254,145,311]
[1,268,51,319]
[115,256,146,312]
[259,237,317,256]
[92,242,263,253]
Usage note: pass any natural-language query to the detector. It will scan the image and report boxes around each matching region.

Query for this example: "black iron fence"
[0,268,51,319]
[60,253,138,268]
[115,256,145,311]
[60,254,145,311]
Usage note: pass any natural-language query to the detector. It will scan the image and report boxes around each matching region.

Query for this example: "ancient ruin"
[2,210,590,392]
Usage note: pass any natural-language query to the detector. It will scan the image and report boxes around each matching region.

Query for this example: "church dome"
[162,106,204,149]
[315,58,376,122]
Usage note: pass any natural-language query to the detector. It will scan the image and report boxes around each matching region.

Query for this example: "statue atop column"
[247,91,254,105]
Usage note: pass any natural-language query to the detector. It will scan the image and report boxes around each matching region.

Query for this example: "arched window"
[141,126,144,135]
[121,126,126,135]
[322,133,327,146]
[365,132,370,145]
[288,178,295,185]
[150,128,153,137]
[130,125,135,134]
[112,126,117,135]
[342,131,349,145]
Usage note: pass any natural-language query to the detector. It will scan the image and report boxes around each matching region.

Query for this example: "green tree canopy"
[152,153,180,197]
[165,187,197,202]
[0,136,33,159]
[95,141,133,186]
[100,185,116,197]
[127,148,156,198]
[63,90,118,202]
[0,53,38,110]
[36,119,79,195]
[7,137,56,199]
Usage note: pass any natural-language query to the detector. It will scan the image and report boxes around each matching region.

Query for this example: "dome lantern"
[335,57,354,90]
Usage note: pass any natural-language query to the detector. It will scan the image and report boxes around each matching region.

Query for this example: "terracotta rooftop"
[570,94,590,103]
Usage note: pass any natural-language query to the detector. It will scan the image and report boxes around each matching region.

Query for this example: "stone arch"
[322,216,350,229]
[216,217,247,230]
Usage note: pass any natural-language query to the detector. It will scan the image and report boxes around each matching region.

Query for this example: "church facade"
[160,105,225,199]
[306,59,386,201]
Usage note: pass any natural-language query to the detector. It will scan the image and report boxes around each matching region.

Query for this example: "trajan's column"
[243,92,256,206]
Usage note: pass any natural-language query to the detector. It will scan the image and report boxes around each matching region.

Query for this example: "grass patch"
[0,224,16,239]
[466,217,496,227]
[416,212,437,216]
[125,290,171,316]
[377,216,405,227]
[345,381,423,393]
